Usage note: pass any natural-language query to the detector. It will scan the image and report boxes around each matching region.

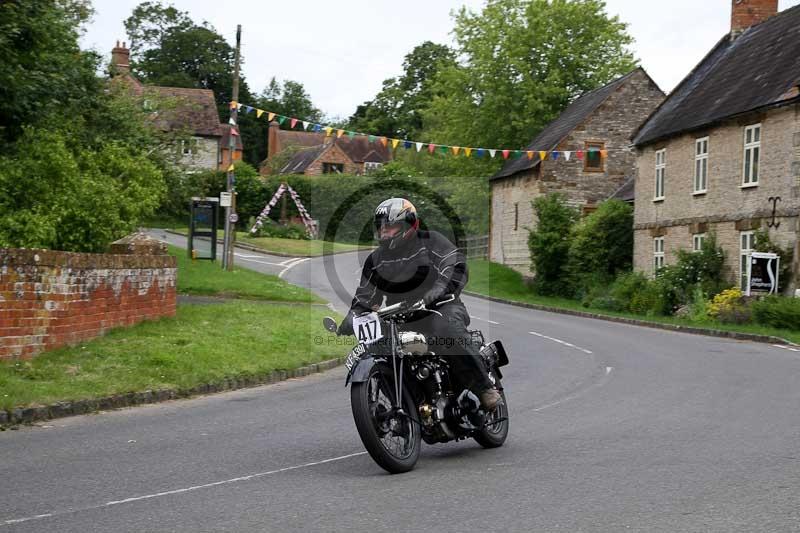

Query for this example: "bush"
[707,287,751,324]
[567,199,633,295]
[527,194,578,296]
[752,296,800,330]
[249,219,310,240]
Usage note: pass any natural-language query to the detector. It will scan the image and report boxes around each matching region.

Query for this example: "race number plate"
[345,343,366,372]
[353,312,383,345]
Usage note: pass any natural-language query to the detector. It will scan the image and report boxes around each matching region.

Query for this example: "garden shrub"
[527,194,578,296]
[707,287,751,324]
[751,296,800,330]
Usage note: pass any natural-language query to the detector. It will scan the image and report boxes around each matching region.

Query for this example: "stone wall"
[490,69,665,273]
[0,235,177,359]
[179,136,219,170]
[633,103,800,287]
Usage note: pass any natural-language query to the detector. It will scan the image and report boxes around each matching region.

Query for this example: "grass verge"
[167,227,365,257]
[466,259,800,344]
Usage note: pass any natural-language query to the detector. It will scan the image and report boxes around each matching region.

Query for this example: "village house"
[632,0,800,291]
[109,42,242,171]
[489,68,665,273]
[261,121,392,176]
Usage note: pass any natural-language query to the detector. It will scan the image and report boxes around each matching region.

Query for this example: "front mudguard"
[345,355,387,386]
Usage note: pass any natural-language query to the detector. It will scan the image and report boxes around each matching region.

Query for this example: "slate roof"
[280,145,329,174]
[276,135,393,174]
[491,68,644,181]
[278,130,326,149]
[608,176,635,203]
[633,4,800,146]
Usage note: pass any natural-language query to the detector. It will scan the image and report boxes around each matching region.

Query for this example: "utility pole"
[222,24,241,271]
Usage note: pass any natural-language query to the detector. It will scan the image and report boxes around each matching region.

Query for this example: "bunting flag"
[250,183,317,239]
[227,163,235,172]
[236,102,627,166]
[230,127,239,136]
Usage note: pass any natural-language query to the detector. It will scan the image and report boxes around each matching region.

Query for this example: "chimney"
[111,40,130,75]
[731,0,778,36]
[267,121,281,159]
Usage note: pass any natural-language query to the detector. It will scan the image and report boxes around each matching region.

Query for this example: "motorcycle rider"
[338,197,502,411]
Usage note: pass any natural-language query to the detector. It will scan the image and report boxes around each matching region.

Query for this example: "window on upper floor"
[742,124,760,187]
[584,142,604,172]
[654,149,666,201]
[653,237,665,271]
[180,139,197,156]
[323,162,344,174]
[692,233,706,252]
[694,137,708,194]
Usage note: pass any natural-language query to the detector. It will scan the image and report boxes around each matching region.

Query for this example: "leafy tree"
[123,0,192,60]
[424,0,637,149]
[348,41,456,140]
[527,193,578,295]
[566,199,633,294]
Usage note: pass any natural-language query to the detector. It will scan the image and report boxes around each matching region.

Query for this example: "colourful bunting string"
[278,116,286,125]
[290,118,298,129]
[464,147,472,157]
[267,112,275,121]
[451,146,460,156]
[416,142,423,152]
[404,140,412,150]
[489,149,496,158]
[348,131,356,139]
[392,138,400,149]
[302,121,309,130]
[501,149,510,160]
[256,109,264,118]
[428,144,436,154]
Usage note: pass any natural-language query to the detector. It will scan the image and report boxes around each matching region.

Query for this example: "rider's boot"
[479,388,503,412]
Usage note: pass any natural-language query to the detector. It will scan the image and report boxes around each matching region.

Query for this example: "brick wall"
[305,143,361,176]
[633,104,799,288]
[490,69,665,273]
[0,236,176,359]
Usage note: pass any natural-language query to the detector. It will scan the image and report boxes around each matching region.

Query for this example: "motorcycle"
[322,299,509,474]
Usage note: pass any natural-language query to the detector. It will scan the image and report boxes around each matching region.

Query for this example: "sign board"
[746,252,780,296]
[229,213,239,223]
[189,197,219,261]
[220,192,232,207]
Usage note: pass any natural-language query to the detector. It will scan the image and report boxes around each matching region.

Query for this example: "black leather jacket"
[340,230,468,332]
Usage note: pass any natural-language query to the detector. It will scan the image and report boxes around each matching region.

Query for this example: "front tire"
[473,375,509,448]
[350,363,421,474]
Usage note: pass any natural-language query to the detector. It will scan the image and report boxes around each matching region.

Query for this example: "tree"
[348,41,456,140]
[527,194,578,295]
[123,1,192,60]
[424,0,637,150]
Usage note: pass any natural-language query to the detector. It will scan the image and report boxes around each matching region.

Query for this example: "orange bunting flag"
[337,129,345,138]
[380,137,388,147]
[256,109,264,118]
[267,112,276,121]
[501,149,510,160]
[428,143,436,154]
[392,138,400,149]
[600,149,608,158]
[451,146,460,156]
[464,147,472,157]
[325,127,333,136]
[290,118,298,129]
[527,151,534,160]
[229,101,237,109]
[539,151,547,160]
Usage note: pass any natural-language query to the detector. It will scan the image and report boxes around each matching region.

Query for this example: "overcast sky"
[81,0,800,121]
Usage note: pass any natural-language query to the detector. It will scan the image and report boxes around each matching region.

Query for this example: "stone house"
[489,68,665,273]
[631,1,800,291]
[261,122,392,176]
[109,42,242,171]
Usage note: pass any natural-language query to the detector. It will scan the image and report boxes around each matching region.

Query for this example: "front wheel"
[350,363,421,474]
[473,376,509,448]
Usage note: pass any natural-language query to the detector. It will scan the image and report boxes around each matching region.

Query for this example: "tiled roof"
[280,145,329,174]
[143,86,222,137]
[634,5,800,146]
[276,134,392,174]
[491,68,643,181]
[278,130,326,149]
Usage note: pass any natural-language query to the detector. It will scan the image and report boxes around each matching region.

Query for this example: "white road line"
[529,330,593,354]
[772,344,800,353]
[1,452,367,527]
[470,315,501,325]
[233,255,285,267]
[533,367,614,412]
[279,257,310,278]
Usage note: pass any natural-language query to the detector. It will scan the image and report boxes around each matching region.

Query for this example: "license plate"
[345,343,366,371]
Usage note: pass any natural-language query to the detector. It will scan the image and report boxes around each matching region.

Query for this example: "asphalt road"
[3,236,800,532]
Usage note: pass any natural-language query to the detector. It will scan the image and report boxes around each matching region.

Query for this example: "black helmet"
[374,198,419,250]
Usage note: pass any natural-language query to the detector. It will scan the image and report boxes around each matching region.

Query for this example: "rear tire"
[350,363,421,474]
[473,375,509,448]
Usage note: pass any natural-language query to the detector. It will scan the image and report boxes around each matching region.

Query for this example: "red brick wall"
[305,143,361,176]
[0,248,176,360]
[731,0,778,33]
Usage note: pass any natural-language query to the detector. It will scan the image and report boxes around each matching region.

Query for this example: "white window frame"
[654,237,665,271]
[742,124,760,187]
[654,149,665,201]
[180,139,195,156]
[692,233,706,252]
[740,230,755,290]
[694,137,708,194]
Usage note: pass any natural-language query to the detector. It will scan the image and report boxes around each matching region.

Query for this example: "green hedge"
[752,296,800,330]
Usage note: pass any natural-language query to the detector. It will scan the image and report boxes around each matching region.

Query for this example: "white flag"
[564,151,572,161]
[416,142,423,152]
[488,149,496,158]
[302,121,309,130]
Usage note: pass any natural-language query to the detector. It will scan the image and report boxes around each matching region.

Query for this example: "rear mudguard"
[345,355,387,386]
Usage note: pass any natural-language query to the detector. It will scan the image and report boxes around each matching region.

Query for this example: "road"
[2,234,800,532]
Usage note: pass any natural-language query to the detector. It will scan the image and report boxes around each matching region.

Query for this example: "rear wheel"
[350,363,421,474]
[473,375,509,448]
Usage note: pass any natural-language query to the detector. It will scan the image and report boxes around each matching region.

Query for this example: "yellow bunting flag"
[229,101,237,109]
[227,164,235,172]
[337,129,345,138]
[391,138,400,149]
[256,109,264,118]
[325,127,333,136]
[539,151,547,160]
[464,147,472,157]
[451,146,460,156]
[527,151,534,160]
[267,112,276,121]
[380,137,388,147]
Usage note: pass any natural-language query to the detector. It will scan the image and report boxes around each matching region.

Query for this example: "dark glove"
[422,286,447,307]
[337,312,354,336]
